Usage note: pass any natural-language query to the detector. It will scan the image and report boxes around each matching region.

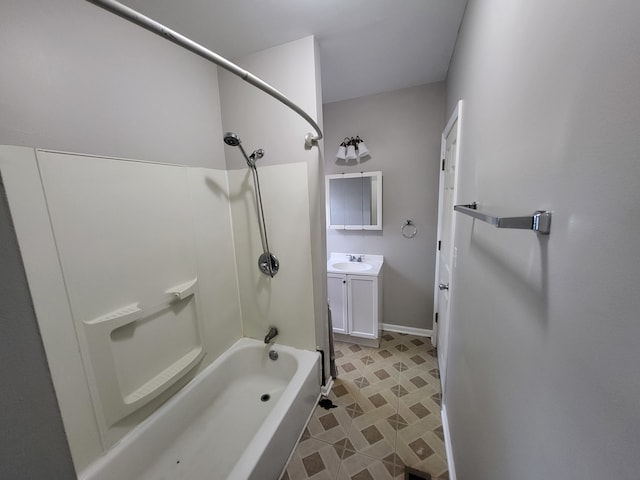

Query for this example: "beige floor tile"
[335,360,366,383]
[284,437,342,479]
[347,404,398,460]
[399,375,435,400]
[396,419,445,474]
[397,407,441,438]
[336,353,366,370]
[285,332,448,480]
[418,453,449,478]
[400,368,440,393]
[404,364,440,388]
[340,343,370,358]
[328,378,359,407]
[336,452,396,480]
[357,373,398,405]
[398,391,441,420]
[398,394,440,424]
[368,346,397,364]
[363,362,402,384]
[422,430,447,459]
[307,404,353,445]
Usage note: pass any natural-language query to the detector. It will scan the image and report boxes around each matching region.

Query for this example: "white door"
[432,101,463,391]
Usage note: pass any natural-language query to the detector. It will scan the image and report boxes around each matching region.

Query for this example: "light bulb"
[346,144,357,160]
[357,141,370,158]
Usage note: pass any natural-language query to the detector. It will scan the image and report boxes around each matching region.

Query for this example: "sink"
[329,262,373,272]
[328,253,383,277]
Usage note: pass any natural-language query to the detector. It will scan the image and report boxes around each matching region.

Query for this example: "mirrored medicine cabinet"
[325,171,382,230]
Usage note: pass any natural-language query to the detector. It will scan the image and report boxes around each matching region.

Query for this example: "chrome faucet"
[348,254,363,262]
[264,326,278,344]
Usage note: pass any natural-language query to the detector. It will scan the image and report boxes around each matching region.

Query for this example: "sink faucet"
[264,327,278,344]
[348,254,363,262]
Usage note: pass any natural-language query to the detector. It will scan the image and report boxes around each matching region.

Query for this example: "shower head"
[223,132,241,147]
[223,131,262,168]
[250,149,264,161]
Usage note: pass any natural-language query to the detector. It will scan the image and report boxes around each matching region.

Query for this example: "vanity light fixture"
[335,136,371,161]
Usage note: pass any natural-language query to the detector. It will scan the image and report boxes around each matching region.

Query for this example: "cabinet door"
[327,274,347,334]
[348,275,377,338]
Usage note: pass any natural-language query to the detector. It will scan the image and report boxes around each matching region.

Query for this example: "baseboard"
[333,332,380,348]
[441,404,457,480]
[382,323,432,338]
[320,377,334,397]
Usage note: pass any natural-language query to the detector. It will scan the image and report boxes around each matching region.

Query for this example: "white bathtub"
[79,338,321,480]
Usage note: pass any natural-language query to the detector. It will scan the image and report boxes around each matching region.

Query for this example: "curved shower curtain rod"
[87,0,323,149]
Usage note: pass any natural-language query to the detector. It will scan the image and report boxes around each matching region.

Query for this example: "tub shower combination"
[2,1,327,478]
[1,145,323,479]
[81,339,320,480]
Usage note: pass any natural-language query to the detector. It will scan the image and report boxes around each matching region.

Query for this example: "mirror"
[325,171,382,230]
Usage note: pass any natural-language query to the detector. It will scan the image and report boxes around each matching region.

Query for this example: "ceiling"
[122,0,468,104]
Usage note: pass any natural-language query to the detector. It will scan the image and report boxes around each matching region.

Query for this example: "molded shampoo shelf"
[82,278,204,427]
[122,349,202,405]
[167,277,197,301]
[454,202,552,234]
[85,303,143,331]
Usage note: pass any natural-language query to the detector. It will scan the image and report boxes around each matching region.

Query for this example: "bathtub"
[79,338,321,480]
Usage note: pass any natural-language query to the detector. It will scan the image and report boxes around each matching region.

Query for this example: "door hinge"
[438,240,441,251]
[441,158,445,171]
[435,312,439,323]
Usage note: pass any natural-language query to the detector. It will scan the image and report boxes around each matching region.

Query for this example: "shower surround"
[0,145,320,473]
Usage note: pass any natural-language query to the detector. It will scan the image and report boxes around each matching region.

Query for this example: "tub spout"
[264,327,278,344]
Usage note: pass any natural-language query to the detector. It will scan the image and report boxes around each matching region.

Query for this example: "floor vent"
[404,467,431,480]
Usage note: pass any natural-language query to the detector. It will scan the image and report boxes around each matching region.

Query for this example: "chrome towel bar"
[454,202,551,234]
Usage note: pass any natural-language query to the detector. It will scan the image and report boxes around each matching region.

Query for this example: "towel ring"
[401,220,417,238]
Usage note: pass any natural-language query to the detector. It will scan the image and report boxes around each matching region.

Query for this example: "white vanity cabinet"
[327,253,383,347]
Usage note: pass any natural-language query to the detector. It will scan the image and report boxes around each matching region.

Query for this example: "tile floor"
[282,331,448,480]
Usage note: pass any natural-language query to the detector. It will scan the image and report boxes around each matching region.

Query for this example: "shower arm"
[87,0,323,149]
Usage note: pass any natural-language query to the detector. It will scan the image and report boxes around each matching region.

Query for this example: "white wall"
[445,1,640,479]
[324,83,445,330]
[218,36,327,354]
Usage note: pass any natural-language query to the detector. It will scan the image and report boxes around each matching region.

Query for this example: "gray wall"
[0,0,224,167]
[0,177,76,479]
[445,1,640,479]
[324,83,445,330]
